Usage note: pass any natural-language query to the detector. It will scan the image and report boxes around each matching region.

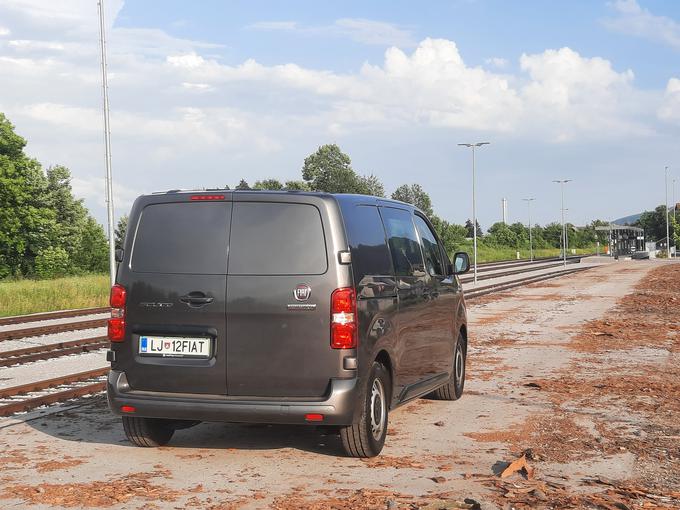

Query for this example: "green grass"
[454,243,597,263]
[0,274,110,318]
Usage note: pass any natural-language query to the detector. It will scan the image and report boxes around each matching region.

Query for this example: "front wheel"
[340,362,390,458]
[430,332,466,401]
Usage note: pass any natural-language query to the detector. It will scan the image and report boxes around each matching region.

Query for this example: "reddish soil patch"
[1,470,183,508]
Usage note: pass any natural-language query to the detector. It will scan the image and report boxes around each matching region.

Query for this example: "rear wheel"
[122,416,175,447]
[340,362,390,458]
[430,332,466,401]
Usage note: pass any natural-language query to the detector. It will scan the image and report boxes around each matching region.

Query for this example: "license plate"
[138,336,211,358]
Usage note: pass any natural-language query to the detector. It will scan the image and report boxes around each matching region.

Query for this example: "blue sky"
[1,0,680,229]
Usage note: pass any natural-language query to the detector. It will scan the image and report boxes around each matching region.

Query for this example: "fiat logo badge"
[294,284,312,302]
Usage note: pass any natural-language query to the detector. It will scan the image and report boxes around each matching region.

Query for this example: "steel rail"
[0,367,109,399]
[0,381,106,417]
[0,336,108,367]
[0,307,109,327]
[0,318,107,342]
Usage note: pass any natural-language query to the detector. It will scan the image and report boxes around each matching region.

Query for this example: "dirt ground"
[1,259,679,509]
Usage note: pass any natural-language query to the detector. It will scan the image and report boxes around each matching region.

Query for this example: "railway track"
[0,307,109,327]
[0,368,108,417]
[0,318,107,342]
[0,260,596,418]
[0,336,108,368]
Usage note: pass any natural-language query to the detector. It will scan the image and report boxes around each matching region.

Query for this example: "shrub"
[34,247,71,279]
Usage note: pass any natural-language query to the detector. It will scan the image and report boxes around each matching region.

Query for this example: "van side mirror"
[115,249,124,263]
[452,252,470,274]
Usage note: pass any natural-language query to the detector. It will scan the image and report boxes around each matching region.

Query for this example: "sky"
[1,0,680,229]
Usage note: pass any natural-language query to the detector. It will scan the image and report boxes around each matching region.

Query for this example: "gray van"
[107,190,470,457]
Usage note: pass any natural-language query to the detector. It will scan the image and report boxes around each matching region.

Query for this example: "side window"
[380,207,425,277]
[341,204,393,281]
[414,215,444,276]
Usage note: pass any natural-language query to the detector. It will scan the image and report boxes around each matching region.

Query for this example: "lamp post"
[522,198,535,261]
[553,180,572,267]
[98,0,116,287]
[674,177,677,258]
[458,142,490,285]
[666,166,670,258]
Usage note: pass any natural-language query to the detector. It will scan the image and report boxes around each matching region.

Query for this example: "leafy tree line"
[0,114,108,279]
[227,144,605,257]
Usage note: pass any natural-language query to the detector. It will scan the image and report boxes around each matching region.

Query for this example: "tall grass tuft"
[0,274,110,318]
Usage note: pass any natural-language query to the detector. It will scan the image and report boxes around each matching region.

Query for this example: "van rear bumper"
[107,370,360,425]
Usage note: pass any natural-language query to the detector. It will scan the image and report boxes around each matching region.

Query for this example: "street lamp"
[458,141,490,284]
[522,198,535,261]
[665,166,670,258]
[674,177,677,258]
[553,180,572,267]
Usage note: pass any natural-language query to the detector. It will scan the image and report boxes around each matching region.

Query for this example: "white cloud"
[0,0,677,227]
[485,57,508,69]
[0,26,10,36]
[248,17,416,47]
[603,0,680,50]
[658,77,680,123]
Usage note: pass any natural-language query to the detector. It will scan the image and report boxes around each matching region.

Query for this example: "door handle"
[180,292,214,307]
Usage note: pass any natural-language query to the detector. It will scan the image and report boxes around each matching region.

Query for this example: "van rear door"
[226,199,338,398]
[121,198,230,395]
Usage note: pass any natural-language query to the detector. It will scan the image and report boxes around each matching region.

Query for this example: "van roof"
[148,189,418,212]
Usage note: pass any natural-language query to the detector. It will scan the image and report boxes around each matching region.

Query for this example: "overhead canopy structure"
[595,224,645,256]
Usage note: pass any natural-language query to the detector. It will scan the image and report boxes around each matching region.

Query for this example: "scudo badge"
[139,302,173,308]
[293,284,312,302]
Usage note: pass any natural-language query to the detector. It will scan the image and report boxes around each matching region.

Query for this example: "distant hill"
[613,212,642,225]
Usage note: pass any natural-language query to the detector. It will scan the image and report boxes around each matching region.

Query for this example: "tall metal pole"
[523,198,535,261]
[674,178,677,258]
[98,0,116,287]
[666,166,670,258]
[553,180,571,267]
[472,145,477,284]
[458,142,490,285]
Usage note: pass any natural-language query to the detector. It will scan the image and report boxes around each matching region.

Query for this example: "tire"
[430,332,466,401]
[122,416,175,447]
[340,362,390,458]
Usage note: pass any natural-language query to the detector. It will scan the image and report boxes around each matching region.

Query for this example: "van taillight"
[108,284,126,342]
[331,288,357,349]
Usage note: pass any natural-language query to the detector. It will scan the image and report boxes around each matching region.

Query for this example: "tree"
[0,113,55,277]
[391,184,433,217]
[543,222,564,248]
[636,205,672,243]
[283,180,310,191]
[235,179,250,190]
[358,174,385,197]
[301,144,381,195]
[486,222,518,247]
[115,215,128,250]
[71,217,108,273]
[464,219,483,238]
[253,179,284,190]
[0,113,109,278]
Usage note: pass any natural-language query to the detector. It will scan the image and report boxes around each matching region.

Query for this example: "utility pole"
[98,0,116,287]
[522,198,535,261]
[458,142,490,285]
[553,180,572,267]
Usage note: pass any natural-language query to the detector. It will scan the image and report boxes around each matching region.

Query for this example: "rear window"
[228,202,327,275]
[131,202,230,274]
